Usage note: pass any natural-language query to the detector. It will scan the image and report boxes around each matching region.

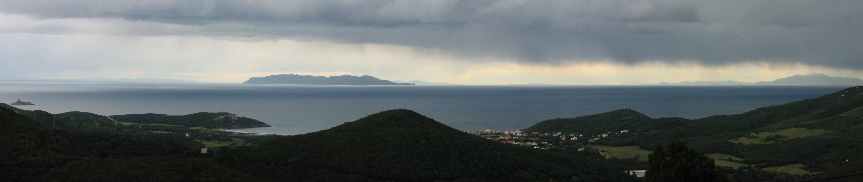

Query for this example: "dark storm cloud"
[1,0,861,69]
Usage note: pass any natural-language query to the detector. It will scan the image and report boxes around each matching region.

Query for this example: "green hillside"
[526,86,863,181]
[527,109,690,140]
[2,105,634,182]
[0,104,255,182]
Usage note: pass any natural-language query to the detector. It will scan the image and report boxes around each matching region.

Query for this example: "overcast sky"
[1,0,861,84]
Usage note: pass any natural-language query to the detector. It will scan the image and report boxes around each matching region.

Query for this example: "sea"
[0,81,848,135]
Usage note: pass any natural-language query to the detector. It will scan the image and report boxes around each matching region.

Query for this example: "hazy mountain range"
[662,74,863,86]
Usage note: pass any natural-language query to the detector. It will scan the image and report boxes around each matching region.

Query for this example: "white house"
[626,170,647,178]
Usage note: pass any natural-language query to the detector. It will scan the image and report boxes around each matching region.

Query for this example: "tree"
[646,142,719,182]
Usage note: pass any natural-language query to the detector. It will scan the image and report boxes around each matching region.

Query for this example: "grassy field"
[730,128,830,145]
[591,145,652,162]
[762,164,817,176]
[706,153,748,169]
[589,146,749,169]
[196,138,247,148]
[840,106,863,117]
[117,121,182,127]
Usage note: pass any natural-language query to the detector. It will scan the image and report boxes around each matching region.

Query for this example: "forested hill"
[526,109,688,136]
[0,104,117,130]
[219,109,634,182]
[0,103,256,182]
[2,105,634,182]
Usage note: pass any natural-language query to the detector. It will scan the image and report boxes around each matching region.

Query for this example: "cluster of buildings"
[470,129,633,150]
[473,129,536,149]
[472,129,577,150]
[472,129,648,179]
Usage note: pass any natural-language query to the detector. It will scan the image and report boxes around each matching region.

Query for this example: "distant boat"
[10,99,35,106]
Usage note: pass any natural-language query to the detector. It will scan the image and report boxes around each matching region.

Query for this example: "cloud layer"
[1,0,861,69]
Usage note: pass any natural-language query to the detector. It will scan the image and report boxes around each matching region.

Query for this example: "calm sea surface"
[0,81,847,135]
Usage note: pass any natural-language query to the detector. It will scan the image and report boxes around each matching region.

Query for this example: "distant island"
[10,99,35,106]
[662,73,863,86]
[662,80,748,86]
[244,74,414,85]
